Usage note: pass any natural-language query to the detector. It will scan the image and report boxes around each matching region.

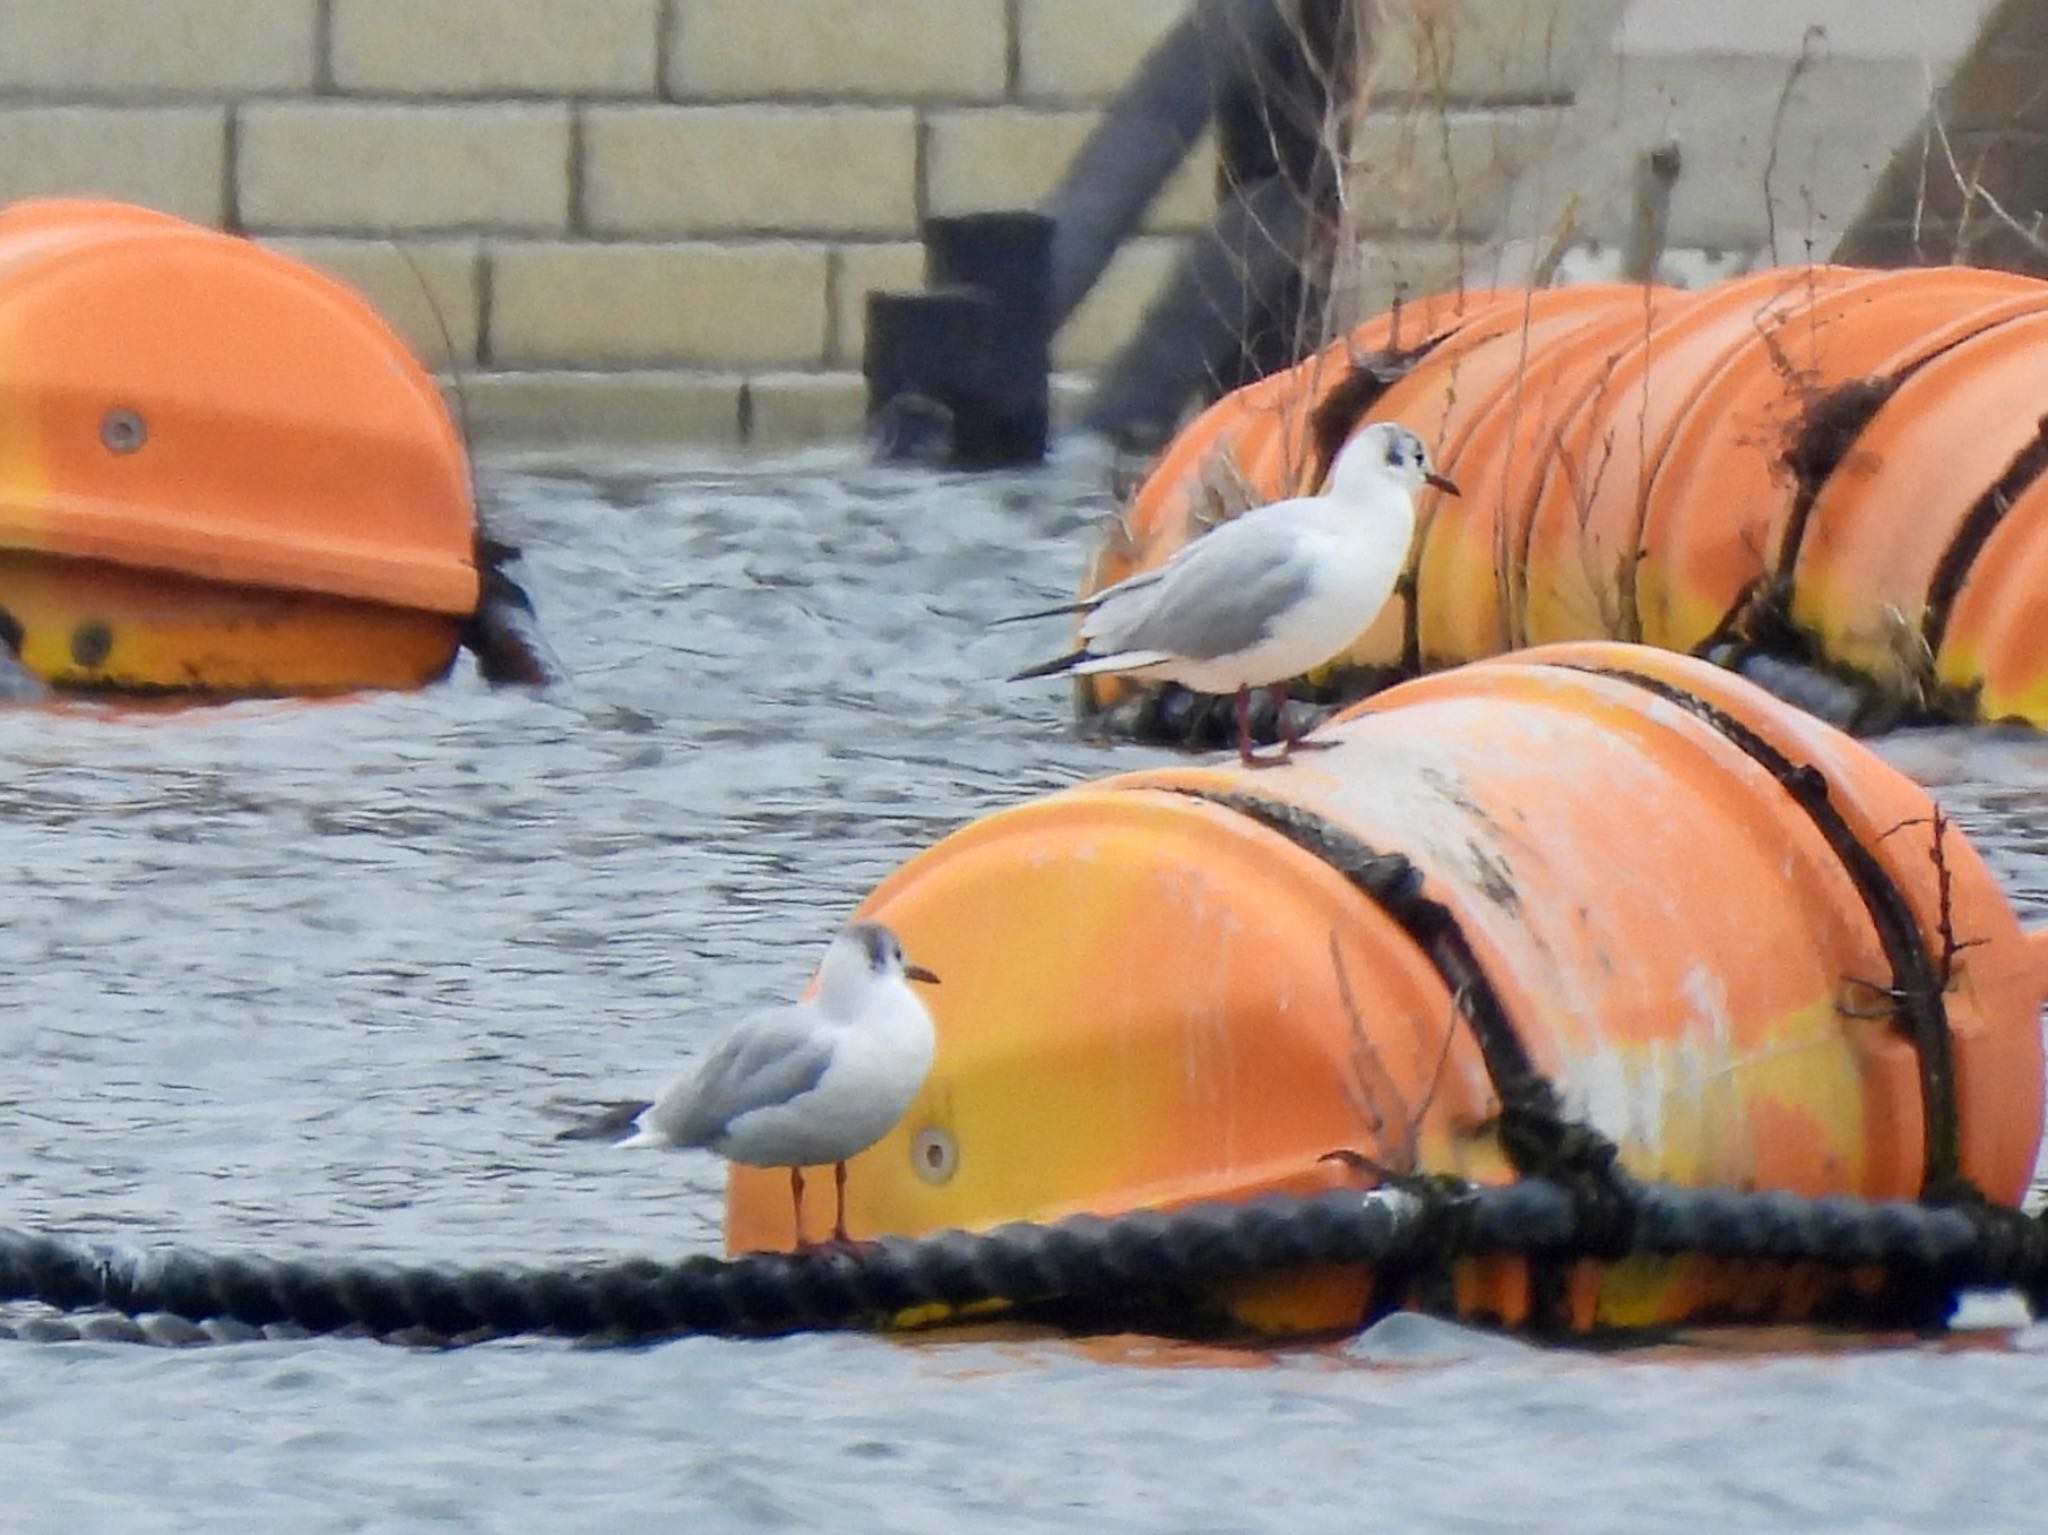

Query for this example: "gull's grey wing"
[1085,518,1316,662]
[642,1006,836,1149]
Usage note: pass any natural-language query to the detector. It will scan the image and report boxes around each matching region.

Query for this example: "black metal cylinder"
[922,211,1055,465]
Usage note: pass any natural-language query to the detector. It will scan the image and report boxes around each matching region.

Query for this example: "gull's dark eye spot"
[852,921,895,973]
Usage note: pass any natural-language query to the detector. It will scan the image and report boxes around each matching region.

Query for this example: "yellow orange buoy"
[729,642,2047,1336]
[0,198,477,696]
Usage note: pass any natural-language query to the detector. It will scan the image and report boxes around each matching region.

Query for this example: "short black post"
[862,210,1054,469]
[863,286,1000,465]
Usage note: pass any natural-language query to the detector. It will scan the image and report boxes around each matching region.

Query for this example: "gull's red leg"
[1242,684,1301,769]
[1277,686,1335,758]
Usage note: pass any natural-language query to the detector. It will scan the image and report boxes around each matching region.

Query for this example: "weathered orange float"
[0,198,478,695]
[1084,265,2048,734]
[728,642,2048,1336]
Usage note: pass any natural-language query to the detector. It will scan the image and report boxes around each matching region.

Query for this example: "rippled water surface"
[2,446,2046,1533]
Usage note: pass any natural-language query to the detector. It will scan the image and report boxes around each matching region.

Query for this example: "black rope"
[1922,411,2048,664]
[1773,375,1906,606]
[0,1189,1446,1346]
[5,1177,2047,1347]
[1545,661,1965,1199]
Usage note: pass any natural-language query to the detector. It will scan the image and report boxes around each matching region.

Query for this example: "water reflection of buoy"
[728,642,2048,1336]
[1088,265,2048,736]
[0,198,480,697]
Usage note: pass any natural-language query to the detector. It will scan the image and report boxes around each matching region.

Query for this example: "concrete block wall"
[1331,0,1624,325]
[1550,0,1999,273]
[1330,0,2005,324]
[0,0,1212,446]
[0,0,2000,445]
[1838,0,2048,272]
[1367,0,2002,299]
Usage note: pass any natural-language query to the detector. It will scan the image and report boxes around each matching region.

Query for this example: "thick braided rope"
[0,1186,1447,1345]
[2,1180,2043,1347]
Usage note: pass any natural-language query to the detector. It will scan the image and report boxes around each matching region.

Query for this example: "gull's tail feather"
[1009,648,1092,682]
[552,1099,654,1142]
[992,597,1096,626]
[1069,649,1171,676]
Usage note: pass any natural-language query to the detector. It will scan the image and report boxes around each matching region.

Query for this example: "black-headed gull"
[1006,421,1458,766]
[559,922,940,1247]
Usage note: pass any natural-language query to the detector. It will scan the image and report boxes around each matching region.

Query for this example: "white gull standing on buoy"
[1004,420,1459,766]
[557,921,940,1247]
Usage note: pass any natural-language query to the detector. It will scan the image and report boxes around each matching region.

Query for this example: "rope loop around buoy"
[1558,661,1967,1199]
[1161,782,1643,1285]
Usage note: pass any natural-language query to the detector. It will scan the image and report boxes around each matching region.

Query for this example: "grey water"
[1,445,2045,1533]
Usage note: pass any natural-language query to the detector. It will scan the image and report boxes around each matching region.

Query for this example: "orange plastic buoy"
[1791,308,2048,700]
[729,642,2048,1336]
[1938,464,2048,725]
[1365,283,1681,667]
[1094,264,2048,733]
[0,198,477,695]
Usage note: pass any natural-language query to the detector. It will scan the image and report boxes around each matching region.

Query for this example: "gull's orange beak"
[904,963,941,985]
[1425,471,1461,497]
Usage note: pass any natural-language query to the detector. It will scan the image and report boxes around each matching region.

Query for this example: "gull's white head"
[815,920,941,1019]
[1327,422,1460,505]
